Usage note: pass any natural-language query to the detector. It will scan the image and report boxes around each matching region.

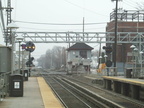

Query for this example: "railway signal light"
[103,46,112,54]
[21,44,26,49]
[106,60,112,67]
[25,41,35,52]
[26,57,35,67]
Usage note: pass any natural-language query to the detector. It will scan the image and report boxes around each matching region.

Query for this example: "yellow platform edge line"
[37,77,64,108]
[103,76,144,85]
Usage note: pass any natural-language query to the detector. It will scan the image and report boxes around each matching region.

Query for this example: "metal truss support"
[15,31,144,44]
[15,31,144,57]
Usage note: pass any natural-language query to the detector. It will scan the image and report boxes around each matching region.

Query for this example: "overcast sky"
[1,0,144,59]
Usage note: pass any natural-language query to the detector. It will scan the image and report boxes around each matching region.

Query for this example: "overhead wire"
[124,0,137,6]
[123,0,142,9]
[123,1,136,9]
[13,0,110,32]
[13,0,17,20]
[18,26,106,31]
[63,0,108,17]
[12,0,117,32]
[14,20,107,25]
[134,1,144,10]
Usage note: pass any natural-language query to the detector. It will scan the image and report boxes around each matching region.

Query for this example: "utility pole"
[83,17,85,41]
[6,0,12,45]
[114,0,118,76]
[111,0,121,76]
[7,0,12,24]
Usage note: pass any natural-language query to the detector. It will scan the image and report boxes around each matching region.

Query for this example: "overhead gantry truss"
[14,32,144,44]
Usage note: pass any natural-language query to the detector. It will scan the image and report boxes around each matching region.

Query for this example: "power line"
[123,0,142,9]
[13,0,18,20]
[18,26,106,31]
[125,0,137,6]
[63,0,108,17]
[122,1,136,9]
[14,20,107,25]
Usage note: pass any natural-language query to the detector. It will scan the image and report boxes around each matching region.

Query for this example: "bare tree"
[37,46,67,69]
[37,55,46,68]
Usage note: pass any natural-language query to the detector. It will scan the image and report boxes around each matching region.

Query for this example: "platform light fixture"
[7,21,19,74]
[16,36,24,74]
[140,51,144,76]
[130,45,135,49]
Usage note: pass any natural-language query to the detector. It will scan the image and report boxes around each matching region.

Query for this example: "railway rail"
[60,74,144,108]
[42,74,94,108]
[42,74,139,108]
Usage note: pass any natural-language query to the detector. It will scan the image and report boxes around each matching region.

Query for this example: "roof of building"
[67,43,93,51]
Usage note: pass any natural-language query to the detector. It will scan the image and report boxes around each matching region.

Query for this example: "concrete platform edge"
[37,77,64,108]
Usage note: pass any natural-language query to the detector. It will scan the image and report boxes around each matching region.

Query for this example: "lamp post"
[130,45,136,49]
[134,47,138,77]
[87,58,91,74]
[130,45,136,78]
[7,22,19,74]
[104,55,108,62]
[99,56,102,64]
[16,36,24,73]
[21,42,26,70]
[140,51,143,77]
[104,54,108,75]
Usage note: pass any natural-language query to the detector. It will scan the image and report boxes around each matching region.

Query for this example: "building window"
[80,50,87,58]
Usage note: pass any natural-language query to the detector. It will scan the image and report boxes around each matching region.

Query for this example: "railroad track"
[60,74,144,108]
[42,74,126,108]
[43,74,94,108]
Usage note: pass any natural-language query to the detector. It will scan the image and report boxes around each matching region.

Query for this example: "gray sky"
[1,0,144,59]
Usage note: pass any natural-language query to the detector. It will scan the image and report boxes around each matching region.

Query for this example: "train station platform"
[0,77,64,108]
[102,76,144,100]
[84,74,144,100]
[102,76,144,86]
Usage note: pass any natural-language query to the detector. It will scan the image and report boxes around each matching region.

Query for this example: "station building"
[106,10,144,73]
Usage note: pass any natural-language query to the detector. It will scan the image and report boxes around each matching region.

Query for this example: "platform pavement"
[0,77,64,108]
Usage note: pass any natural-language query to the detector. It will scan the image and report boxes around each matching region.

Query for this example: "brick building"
[106,10,144,71]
